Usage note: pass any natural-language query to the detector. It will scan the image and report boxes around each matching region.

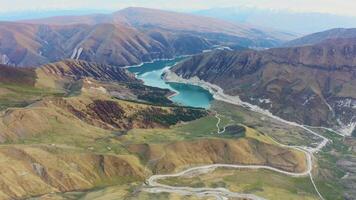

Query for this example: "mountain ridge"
[283,28,356,47]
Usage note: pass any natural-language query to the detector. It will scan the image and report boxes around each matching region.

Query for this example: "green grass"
[5,87,346,200]
[0,83,63,96]
[212,100,318,146]
[312,130,350,200]
[210,100,351,200]
[175,115,231,139]
[14,114,131,155]
[0,83,64,110]
[122,115,239,145]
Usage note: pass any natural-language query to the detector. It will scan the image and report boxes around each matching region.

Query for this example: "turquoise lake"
[128,57,213,108]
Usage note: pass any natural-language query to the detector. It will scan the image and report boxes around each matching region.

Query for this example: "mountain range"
[0,7,295,67]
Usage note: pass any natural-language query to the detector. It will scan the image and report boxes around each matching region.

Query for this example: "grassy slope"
[127,100,318,200]
[6,98,309,199]
[160,169,318,200]
[0,63,210,199]
[0,83,63,110]
[311,129,351,200]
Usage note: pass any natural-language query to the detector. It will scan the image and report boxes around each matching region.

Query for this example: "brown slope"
[0,22,45,66]
[0,22,87,66]
[171,38,356,134]
[69,23,168,66]
[0,145,145,200]
[0,21,211,67]
[129,138,306,174]
[0,22,166,67]
[0,64,36,86]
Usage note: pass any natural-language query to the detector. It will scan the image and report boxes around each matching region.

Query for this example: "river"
[128,57,213,108]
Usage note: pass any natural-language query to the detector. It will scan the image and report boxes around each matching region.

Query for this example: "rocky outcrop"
[38,59,138,83]
[171,38,356,134]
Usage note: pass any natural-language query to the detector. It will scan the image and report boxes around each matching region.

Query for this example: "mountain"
[169,38,356,135]
[193,7,356,34]
[0,21,212,67]
[0,7,297,67]
[283,28,356,47]
[24,7,294,43]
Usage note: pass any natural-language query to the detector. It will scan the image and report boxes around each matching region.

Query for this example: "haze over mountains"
[4,6,356,35]
[194,7,356,34]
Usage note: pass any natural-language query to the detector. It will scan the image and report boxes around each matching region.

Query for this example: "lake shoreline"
[127,57,213,109]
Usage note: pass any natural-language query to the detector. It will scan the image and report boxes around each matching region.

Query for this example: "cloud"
[0,0,355,16]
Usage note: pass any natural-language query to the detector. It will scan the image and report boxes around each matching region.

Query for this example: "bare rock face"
[172,38,356,134]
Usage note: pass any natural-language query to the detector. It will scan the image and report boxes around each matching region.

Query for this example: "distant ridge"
[283,28,356,47]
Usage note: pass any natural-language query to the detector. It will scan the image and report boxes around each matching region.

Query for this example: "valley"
[0,56,318,200]
[0,56,330,200]
[123,51,353,199]
[0,4,355,200]
[118,56,335,200]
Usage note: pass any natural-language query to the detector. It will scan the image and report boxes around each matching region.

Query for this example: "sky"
[0,0,356,16]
